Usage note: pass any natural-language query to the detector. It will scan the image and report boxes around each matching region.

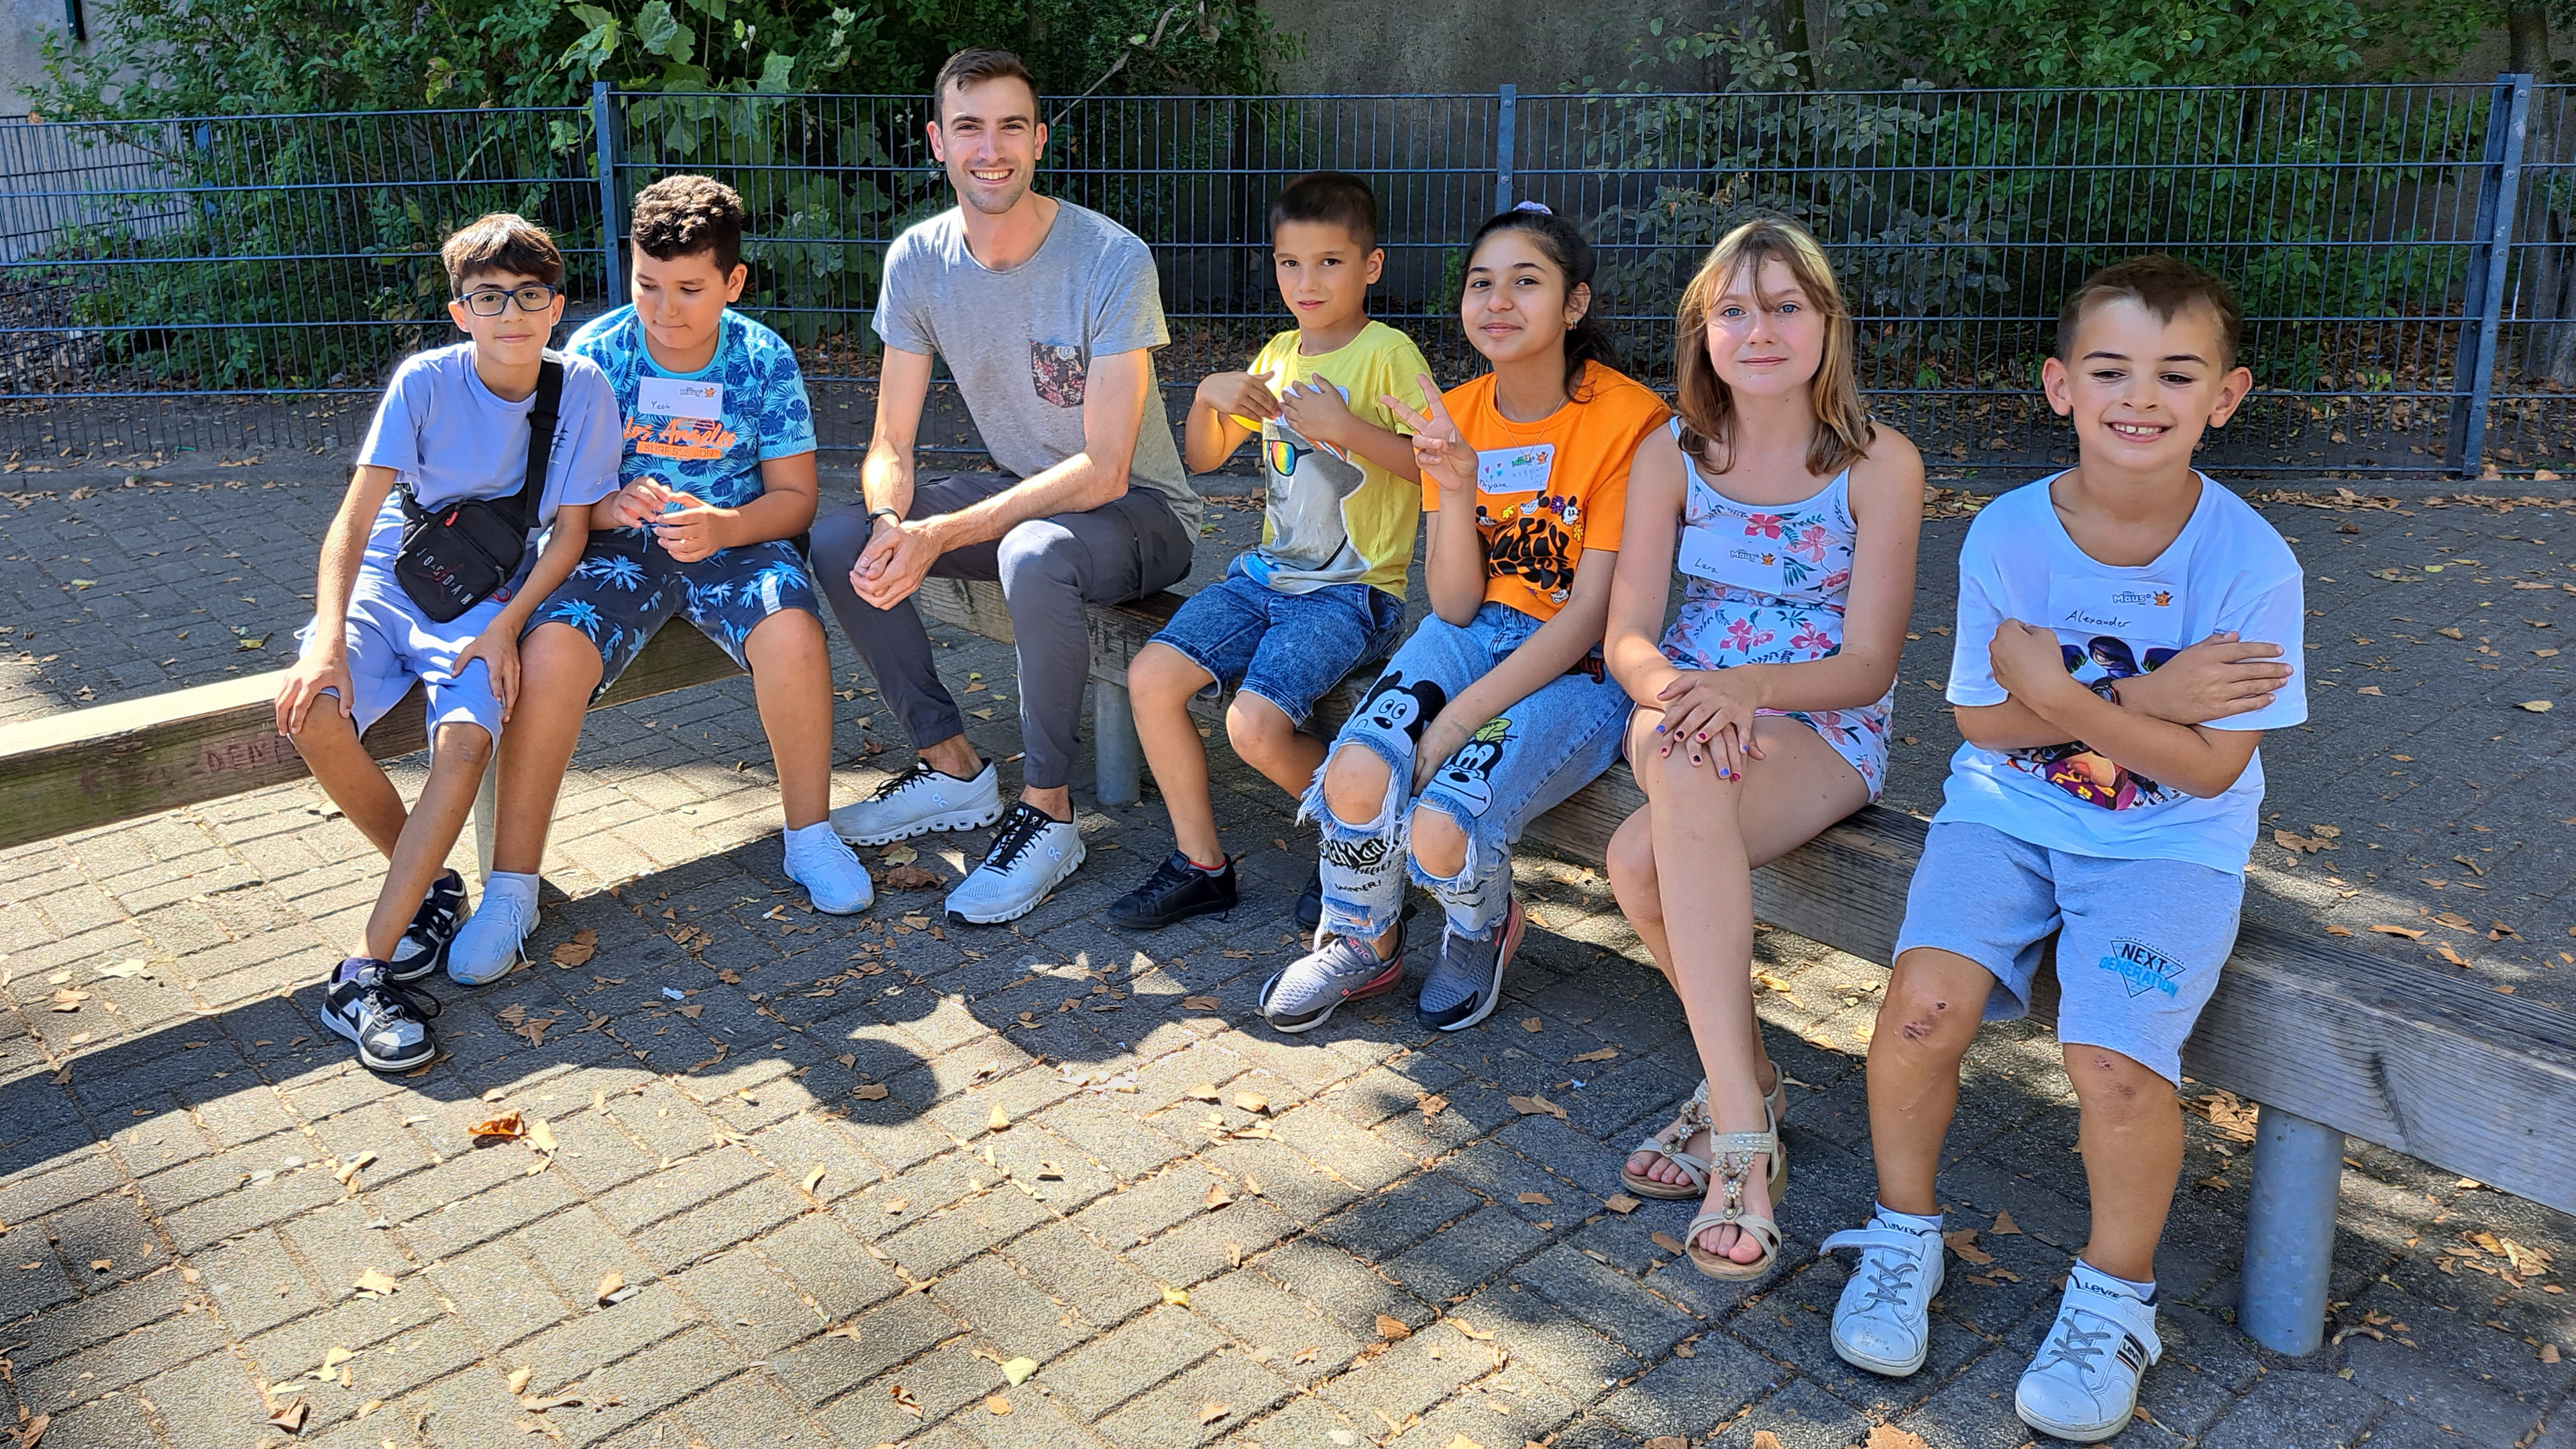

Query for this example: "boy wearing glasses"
[1108,172,1430,930]
[444,174,873,984]
[276,213,621,1071]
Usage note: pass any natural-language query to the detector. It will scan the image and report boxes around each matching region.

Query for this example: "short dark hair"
[441,213,562,292]
[1270,171,1378,252]
[934,48,1040,125]
[630,174,746,276]
[2057,254,2243,371]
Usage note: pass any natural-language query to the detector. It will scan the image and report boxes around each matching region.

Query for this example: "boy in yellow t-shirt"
[1112,171,1432,932]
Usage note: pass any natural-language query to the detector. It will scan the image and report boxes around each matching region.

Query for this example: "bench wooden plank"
[0,624,743,852]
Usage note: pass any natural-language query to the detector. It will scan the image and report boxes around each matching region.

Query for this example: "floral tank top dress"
[1658,420,1894,799]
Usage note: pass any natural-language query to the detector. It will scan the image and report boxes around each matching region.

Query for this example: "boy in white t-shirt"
[1819,256,2306,1444]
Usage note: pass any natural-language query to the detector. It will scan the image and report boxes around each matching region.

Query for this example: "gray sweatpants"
[811,472,1194,792]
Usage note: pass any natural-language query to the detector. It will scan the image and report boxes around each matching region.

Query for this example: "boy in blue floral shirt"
[446,175,871,982]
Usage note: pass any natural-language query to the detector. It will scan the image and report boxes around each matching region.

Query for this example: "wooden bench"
[3,576,2571,1362]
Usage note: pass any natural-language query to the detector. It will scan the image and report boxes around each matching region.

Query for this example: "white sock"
[1876,1201,1943,1234]
[483,870,539,906]
[784,821,841,853]
[2070,1258,2155,1304]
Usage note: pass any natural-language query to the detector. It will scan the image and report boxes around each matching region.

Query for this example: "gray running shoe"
[1417,895,1523,1032]
[1258,932,1405,1034]
[321,959,441,1073]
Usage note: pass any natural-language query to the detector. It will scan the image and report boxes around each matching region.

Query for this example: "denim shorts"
[1892,820,2243,1085]
[529,527,822,694]
[1148,559,1405,727]
[298,565,509,740]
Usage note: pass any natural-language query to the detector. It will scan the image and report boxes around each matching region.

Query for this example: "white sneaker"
[1821,1216,1946,1377]
[447,882,536,986]
[833,758,1002,845]
[2015,1276,2161,1444]
[943,803,1083,925]
[784,824,873,915]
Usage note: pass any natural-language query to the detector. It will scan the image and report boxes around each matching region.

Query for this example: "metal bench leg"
[471,755,500,882]
[1093,681,1142,806]
[2239,1102,2343,1354]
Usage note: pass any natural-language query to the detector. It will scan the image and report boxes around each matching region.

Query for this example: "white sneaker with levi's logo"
[2015,1275,2162,1443]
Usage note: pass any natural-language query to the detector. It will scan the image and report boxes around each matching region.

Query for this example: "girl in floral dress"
[1601,218,1924,1281]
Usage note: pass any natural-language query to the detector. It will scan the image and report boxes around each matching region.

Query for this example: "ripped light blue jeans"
[1301,600,1629,941]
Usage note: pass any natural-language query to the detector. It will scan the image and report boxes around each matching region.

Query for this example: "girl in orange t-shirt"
[1257,203,1668,1037]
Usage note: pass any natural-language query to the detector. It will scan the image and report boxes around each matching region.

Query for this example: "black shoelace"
[979,804,1057,875]
[1134,852,1206,901]
[867,758,943,802]
[398,872,463,954]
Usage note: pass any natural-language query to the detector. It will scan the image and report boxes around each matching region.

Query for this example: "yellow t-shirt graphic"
[1236,321,1433,598]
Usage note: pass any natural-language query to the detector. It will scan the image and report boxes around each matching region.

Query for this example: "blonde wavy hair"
[1673,217,1874,478]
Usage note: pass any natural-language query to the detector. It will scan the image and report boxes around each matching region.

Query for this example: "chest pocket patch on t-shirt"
[1030,341,1087,409]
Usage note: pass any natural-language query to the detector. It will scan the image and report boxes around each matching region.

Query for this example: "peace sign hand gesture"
[1379,373,1475,498]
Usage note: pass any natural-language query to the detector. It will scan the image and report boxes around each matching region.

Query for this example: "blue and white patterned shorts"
[527,527,821,693]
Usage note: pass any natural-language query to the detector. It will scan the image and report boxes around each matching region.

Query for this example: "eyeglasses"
[456,284,561,316]
[1263,436,1316,477]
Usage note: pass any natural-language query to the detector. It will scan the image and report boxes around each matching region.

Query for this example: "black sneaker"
[386,869,466,983]
[320,959,443,1073]
[1106,851,1238,932]
[1294,866,1324,932]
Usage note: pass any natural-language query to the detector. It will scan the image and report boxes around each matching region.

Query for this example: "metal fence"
[7,78,2576,479]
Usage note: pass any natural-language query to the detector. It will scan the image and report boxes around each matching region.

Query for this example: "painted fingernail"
[1655,724,1665,733]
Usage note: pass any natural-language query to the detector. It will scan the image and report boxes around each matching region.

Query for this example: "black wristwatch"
[867,506,902,528]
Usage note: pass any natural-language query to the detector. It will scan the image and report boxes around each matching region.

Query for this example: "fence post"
[593,82,623,307]
[1495,84,1517,213]
[2451,74,2532,478]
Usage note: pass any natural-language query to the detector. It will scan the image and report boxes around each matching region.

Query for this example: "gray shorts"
[1891,821,2242,1084]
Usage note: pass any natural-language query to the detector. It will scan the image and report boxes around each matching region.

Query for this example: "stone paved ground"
[0,451,2572,1449]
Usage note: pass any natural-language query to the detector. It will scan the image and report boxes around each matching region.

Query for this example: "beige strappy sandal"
[1621,1076,1790,1201]
[1683,1128,1784,1281]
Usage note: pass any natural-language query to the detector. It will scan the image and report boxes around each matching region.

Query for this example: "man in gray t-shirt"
[814,46,1199,926]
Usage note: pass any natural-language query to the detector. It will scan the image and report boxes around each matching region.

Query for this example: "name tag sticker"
[1475,443,1554,496]
[2047,576,2185,649]
[638,376,723,421]
[1675,525,1793,592]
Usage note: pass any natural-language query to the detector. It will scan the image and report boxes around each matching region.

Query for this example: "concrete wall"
[3,0,78,112]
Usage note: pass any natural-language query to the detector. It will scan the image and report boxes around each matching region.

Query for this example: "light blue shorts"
[297,565,508,741]
[1891,820,2242,1085]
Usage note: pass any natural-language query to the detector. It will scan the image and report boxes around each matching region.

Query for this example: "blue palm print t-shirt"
[566,306,818,508]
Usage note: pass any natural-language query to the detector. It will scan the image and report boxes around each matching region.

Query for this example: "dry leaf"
[1990,1209,2022,1235]
[987,1104,1012,1132]
[1417,1093,1449,1119]
[1942,1230,1993,1266]
[469,1110,525,1140]
[1446,1436,1486,1449]
[332,1151,376,1185]
[1517,1191,1554,1206]
[883,865,941,892]
[1866,1426,1932,1449]
[883,843,919,865]
[15,1415,46,1449]
[2326,925,2355,937]
[1205,1180,1235,1209]
[1519,1017,1544,1033]
[890,1383,922,1419]
[311,1346,355,1380]
[1375,1313,1412,1340]
[2371,925,2427,941]
[525,1118,557,1155]
[1604,1194,1642,1215]
[1162,1286,1190,1306]
[1567,1046,1619,1063]
[1447,1318,1493,1341]
[1187,1083,1221,1102]
[1752,1435,1786,1449]
[266,1399,309,1432]
[1000,1356,1039,1386]
[984,1395,1012,1416]
[1650,1230,1687,1254]
[852,1084,889,1100]
[2437,944,2473,967]
[506,1367,533,1395]
[1505,1093,1567,1120]
[1198,1401,1231,1426]
[2518,700,2555,713]
[2542,1344,2563,1364]
[1182,996,1221,1011]
[1231,1091,1269,1114]
[548,941,595,967]
[594,1272,625,1305]
[352,1267,400,1297]
[1644,1439,1686,1449]
[801,1165,828,1195]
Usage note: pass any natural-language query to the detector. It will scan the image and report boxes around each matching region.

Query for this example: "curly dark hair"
[629,174,745,276]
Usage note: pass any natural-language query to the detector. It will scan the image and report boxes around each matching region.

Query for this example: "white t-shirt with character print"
[1934,472,2308,874]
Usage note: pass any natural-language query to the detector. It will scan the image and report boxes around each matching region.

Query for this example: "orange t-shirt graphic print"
[629,415,739,462]
[1428,362,1670,623]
